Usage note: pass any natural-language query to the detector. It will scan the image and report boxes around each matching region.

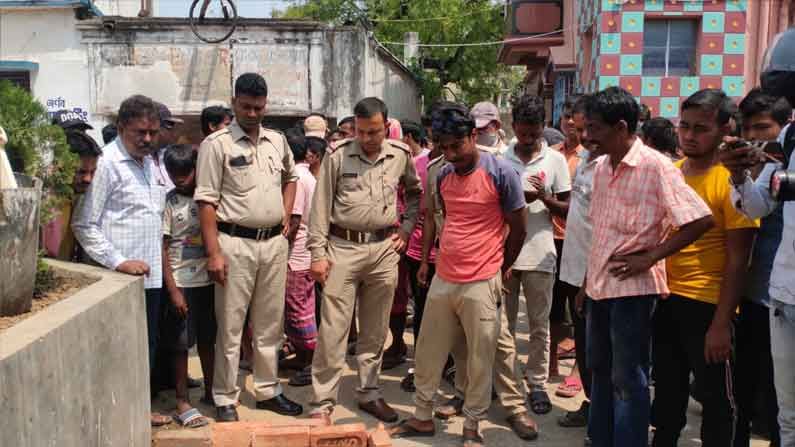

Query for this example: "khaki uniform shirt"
[307,138,422,261]
[425,154,447,236]
[195,121,298,228]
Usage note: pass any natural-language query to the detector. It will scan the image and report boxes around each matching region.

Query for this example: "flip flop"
[529,390,552,415]
[389,419,436,439]
[462,429,485,447]
[555,376,583,398]
[174,407,209,429]
[151,413,172,427]
[289,366,312,387]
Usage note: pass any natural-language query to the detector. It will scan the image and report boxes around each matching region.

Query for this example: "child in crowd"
[161,144,216,428]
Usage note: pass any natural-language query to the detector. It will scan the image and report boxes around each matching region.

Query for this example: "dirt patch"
[0,269,97,332]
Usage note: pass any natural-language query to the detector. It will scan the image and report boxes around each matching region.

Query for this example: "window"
[643,20,698,76]
[0,71,31,92]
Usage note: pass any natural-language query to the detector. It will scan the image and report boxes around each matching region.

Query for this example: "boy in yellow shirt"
[652,89,759,447]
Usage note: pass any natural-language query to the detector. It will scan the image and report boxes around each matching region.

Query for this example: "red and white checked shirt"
[585,139,711,300]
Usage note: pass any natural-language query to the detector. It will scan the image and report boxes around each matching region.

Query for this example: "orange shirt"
[551,142,583,239]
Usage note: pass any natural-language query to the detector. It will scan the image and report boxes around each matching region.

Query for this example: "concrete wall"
[77,18,421,122]
[0,175,41,317]
[0,260,150,447]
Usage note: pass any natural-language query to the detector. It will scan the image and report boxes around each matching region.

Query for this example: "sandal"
[462,428,485,447]
[388,419,436,438]
[555,376,583,398]
[151,413,173,427]
[174,408,209,429]
[529,390,552,415]
[289,366,312,387]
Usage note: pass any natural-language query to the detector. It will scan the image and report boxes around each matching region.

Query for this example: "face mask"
[477,133,499,147]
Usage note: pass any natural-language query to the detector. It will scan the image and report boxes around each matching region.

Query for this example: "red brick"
[367,424,391,447]
[212,421,269,447]
[253,425,311,447]
[269,418,331,428]
[153,427,212,447]
[310,423,368,447]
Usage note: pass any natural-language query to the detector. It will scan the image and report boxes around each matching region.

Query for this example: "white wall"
[0,9,103,141]
[93,0,145,17]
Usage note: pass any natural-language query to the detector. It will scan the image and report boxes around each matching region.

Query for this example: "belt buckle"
[256,228,265,241]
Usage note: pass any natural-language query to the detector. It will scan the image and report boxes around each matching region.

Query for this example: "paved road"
[154,296,769,446]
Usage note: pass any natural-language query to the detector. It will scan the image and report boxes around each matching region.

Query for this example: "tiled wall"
[575,0,747,119]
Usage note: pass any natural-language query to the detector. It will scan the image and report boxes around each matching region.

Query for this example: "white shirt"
[560,150,602,287]
[73,138,167,289]
[730,124,795,305]
[503,141,571,272]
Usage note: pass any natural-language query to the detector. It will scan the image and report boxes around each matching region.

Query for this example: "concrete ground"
[154,295,770,446]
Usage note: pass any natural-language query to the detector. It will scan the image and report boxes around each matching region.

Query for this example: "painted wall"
[0,8,98,139]
[77,21,421,123]
[575,0,747,119]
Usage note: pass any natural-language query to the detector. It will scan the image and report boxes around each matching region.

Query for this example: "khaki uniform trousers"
[310,236,399,413]
[413,273,503,430]
[504,270,554,390]
[213,232,288,406]
[449,302,527,418]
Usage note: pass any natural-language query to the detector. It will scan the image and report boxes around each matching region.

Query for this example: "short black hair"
[681,88,737,126]
[338,116,355,128]
[585,87,640,134]
[163,144,197,177]
[642,118,678,155]
[305,136,327,161]
[200,106,233,136]
[563,95,585,115]
[739,88,793,127]
[287,133,307,162]
[512,94,546,126]
[101,123,117,145]
[117,95,160,127]
[431,102,475,138]
[234,73,268,98]
[353,97,388,122]
[401,120,424,143]
[65,129,102,158]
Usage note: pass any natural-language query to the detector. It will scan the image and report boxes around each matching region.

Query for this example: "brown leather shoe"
[358,398,398,423]
[507,412,539,440]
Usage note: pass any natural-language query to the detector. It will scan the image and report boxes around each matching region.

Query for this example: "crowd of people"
[36,33,795,446]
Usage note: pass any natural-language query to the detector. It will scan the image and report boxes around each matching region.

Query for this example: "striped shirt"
[586,138,711,300]
[73,138,167,289]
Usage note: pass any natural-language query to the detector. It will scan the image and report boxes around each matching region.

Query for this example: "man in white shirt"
[502,94,571,415]
[72,95,171,427]
[720,28,795,445]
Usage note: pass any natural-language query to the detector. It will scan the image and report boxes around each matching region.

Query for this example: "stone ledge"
[154,420,391,447]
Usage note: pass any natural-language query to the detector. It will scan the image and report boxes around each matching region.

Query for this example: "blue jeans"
[145,288,162,371]
[771,299,795,446]
[587,295,657,447]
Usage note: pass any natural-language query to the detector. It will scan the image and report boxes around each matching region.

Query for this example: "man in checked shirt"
[72,94,172,427]
[578,87,714,447]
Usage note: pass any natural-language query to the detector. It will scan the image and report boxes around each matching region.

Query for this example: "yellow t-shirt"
[666,160,759,304]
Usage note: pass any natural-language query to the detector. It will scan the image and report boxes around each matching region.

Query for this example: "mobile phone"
[761,141,786,163]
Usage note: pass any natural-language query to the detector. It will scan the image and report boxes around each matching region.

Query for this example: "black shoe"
[400,372,416,392]
[256,394,303,416]
[216,404,239,422]
[188,376,202,388]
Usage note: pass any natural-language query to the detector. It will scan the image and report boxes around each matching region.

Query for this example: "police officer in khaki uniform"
[195,73,302,422]
[307,97,421,422]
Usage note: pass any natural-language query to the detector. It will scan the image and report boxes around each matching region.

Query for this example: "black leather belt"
[329,224,397,243]
[217,221,283,241]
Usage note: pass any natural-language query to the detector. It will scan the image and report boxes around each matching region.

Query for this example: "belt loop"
[345,229,351,241]
[230,223,237,237]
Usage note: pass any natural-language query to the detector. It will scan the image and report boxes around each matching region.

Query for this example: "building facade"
[500,0,794,125]
[1,2,420,143]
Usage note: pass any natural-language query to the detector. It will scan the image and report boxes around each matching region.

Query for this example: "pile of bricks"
[153,418,392,447]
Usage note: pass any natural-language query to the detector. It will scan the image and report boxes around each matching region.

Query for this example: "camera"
[771,169,795,202]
